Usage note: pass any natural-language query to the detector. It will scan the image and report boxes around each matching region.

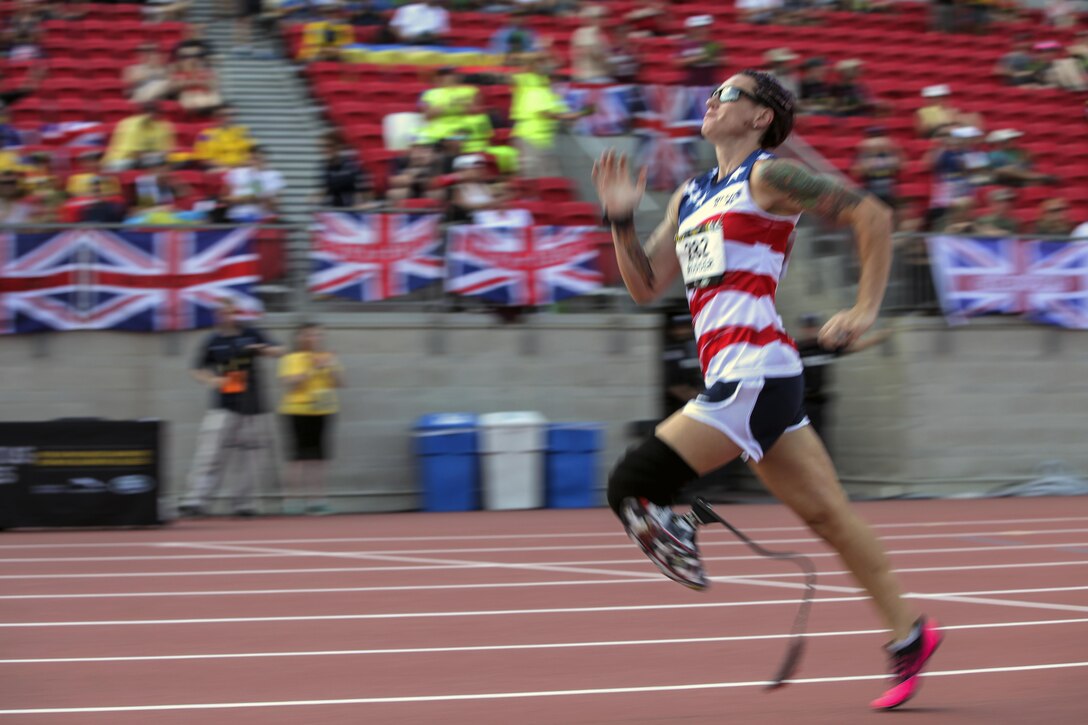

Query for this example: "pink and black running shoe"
[871,617,944,710]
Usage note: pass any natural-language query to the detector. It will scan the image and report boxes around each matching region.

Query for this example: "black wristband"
[601,210,635,227]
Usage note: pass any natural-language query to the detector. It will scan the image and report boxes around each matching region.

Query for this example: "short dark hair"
[739,69,796,149]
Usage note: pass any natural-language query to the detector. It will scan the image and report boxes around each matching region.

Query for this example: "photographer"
[179,299,284,518]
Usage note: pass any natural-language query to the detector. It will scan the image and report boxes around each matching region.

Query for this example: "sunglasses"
[707,85,767,107]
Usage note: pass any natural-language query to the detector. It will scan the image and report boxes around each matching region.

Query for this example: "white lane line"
[2,661,1087,714]
[0,596,877,628]
[6,586,1088,629]
[5,579,1088,603]
[171,542,1088,613]
[5,617,1088,665]
[4,527,1088,563]
[4,514,1088,549]
[6,545,1088,581]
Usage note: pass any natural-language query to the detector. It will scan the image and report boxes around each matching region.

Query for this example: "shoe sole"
[621,499,708,591]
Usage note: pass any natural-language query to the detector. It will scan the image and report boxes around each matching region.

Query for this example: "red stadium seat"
[533,177,576,204]
[553,201,601,227]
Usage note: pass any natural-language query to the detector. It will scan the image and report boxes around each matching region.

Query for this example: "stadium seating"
[290,1,1085,225]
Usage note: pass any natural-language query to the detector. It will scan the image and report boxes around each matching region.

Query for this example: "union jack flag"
[446,225,602,306]
[560,84,637,136]
[0,227,261,334]
[927,235,1088,329]
[630,85,708,191]
[310,212,443,302]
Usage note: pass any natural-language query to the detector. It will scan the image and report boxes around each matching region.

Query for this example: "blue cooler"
[413,413,479,512]
[545,423,604,508]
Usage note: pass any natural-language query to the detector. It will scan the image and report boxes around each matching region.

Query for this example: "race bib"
[676,228,726,287]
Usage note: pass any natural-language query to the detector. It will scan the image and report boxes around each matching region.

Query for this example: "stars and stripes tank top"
[675,148,803,383]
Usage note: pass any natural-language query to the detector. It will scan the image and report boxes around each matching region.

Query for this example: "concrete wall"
[3,312,1086,511]
[0,312,660,512]
[830,318,1088,498]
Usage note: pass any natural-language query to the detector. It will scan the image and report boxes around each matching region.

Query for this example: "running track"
[1,497,1087,724]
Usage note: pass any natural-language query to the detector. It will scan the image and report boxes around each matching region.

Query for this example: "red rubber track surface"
[2,497,1087,724]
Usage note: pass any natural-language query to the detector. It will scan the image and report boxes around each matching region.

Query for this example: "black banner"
[0,420,162,529]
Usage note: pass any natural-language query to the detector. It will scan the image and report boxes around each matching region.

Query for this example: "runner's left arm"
[752,158,892,349]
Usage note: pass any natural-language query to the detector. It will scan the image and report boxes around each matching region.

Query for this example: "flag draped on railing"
[927,235,1088,329]
[309,211,445,302]
[445,225,602,306]
[0,227,261,334]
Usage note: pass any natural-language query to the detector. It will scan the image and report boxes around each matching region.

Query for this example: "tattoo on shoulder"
[761,160,864,219]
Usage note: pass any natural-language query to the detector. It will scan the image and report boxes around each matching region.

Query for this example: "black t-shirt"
[193,326,275,415]
[323,154,369,208]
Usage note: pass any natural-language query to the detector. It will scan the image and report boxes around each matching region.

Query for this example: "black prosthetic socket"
[606,436,698,516]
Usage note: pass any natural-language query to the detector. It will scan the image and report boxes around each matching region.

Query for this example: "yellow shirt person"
[194,124,254,169]
[103,111,176,169]
[278,351,342,416]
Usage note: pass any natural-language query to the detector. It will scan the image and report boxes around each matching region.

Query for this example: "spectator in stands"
[233,0,264,56]
[737,0,785,24]
[1045,0,1080,29]
[851,125,903,210]
[319,131,372,208]
[763,48,800,98]
[448,153,504,222]
[608,22,642,84]
[2,2,43,60]
[0,169,33,224]
[124,44,174,105]
[174,57,223,117]
[194,104,254,170]
[490,16,538,63]
[571,5,613,83]
[144,0,194,23]
[510,54,584,178]
[915,84,984,138]
[298,5,355,62]
[389,0,450,46]
[387,139,444,203]
[996,35,1037,86]
[678,15,722,87]
[976,188,1021,236]
[77,177,129,224]
[937,197,981,235]
[1034,198,1075,236]
[986,129,1057,187]
[417,67,480,144]
[224,146,285,221]
[798,57,834,114]
[103,103,177,172]
[133,154,191,209]
[925,126,975,230]
[66,149,122,198]
[625,0,668,38]
[931,0,956,33]
[0,61,43,112]
[832,59,880,116]
[21,150,60,215]
[1033,40,1088,92]
[173,23,214,62]
[0,106,21,148]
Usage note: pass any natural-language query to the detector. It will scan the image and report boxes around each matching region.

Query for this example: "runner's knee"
[607,436,698,516]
